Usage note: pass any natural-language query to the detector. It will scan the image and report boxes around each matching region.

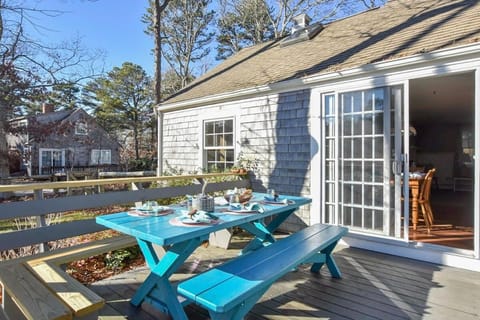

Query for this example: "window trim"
[197,104,241,172]
[75,121,88,135]
[90,149,112,165]
[203,118,235,171]
[39,148,65,174]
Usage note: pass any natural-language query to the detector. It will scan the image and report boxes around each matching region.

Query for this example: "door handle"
[392,160,403,176]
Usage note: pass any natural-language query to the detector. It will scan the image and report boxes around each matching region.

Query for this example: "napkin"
[230,202,264,213]
[214,196,228,206]
[264,195,277,202]
[190,210,213,223]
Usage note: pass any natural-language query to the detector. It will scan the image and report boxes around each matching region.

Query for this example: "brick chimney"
[42,103,54,113]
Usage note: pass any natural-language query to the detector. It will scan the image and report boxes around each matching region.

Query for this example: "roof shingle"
[163,0,480,105]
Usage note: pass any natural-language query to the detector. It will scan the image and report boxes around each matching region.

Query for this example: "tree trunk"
[0,106,10,178]
[153,0,171,104]
[0,5,8,178]
[153,0,162,104]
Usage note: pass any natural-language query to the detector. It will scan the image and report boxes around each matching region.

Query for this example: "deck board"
[89,234,480,320]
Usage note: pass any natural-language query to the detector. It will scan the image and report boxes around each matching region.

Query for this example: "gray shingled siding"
[240,90,312,232]
[162,89,313,232]
[163,109,202,174]
[27,115,120,175]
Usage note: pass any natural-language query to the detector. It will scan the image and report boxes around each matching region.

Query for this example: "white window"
[75,121,88,135]
[91,149,111,165]
[39,148,65,174]
[203,118,234,171]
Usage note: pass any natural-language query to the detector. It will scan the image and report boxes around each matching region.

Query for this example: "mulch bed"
[66,249,145,284]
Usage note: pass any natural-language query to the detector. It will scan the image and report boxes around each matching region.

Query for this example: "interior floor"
[409,189,474,250]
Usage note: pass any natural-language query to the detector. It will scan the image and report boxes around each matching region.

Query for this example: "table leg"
[411,186,419,231]
[239,208,296,254]
[131,236,207,319]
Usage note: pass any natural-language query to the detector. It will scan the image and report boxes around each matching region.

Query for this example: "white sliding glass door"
[322,86,404,238]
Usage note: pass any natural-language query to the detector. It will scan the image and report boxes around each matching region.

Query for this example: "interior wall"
[409,72,475,190]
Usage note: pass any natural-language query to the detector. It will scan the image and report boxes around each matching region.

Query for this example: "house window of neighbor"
[204,118,234,171]
[91,149,111,165]
[75,121,88,135]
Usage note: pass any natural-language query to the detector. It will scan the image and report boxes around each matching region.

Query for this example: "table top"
[96,193,311,246]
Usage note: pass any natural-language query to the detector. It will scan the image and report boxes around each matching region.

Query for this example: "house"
[155,0,480,271]
[8,106,121,176]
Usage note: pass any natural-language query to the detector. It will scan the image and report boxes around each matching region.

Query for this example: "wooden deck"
[89,233,480,320]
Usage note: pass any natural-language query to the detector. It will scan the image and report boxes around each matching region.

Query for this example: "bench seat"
[27,262,104,318]
[0,263,71,320]
[177,223,348,320]
[0,235,136,319]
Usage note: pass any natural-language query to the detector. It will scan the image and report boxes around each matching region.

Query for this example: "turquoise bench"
[177,223,348,320]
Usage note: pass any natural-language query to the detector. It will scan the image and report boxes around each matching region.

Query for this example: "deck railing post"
[34,189,48,253]
[131,181,144,208]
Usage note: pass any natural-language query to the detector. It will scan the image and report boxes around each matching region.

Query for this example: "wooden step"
[26,261,105,318]
[0,264,72,320]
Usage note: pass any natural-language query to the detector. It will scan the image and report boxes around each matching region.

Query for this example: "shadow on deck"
[90,234,480,320]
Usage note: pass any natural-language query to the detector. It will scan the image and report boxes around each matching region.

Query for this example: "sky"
[26,0,156,76]
[20,0,381,79]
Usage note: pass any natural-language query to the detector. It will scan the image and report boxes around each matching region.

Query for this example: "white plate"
[129,206,173,216]
[131,206,171,212]
[262,199,294,205]
[177,216,212,225]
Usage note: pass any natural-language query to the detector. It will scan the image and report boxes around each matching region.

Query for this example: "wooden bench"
[0,235,136,320]
[177,223,348,320]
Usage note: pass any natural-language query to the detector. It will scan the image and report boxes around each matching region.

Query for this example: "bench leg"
[310,241,342,278]
[208,290,267,320]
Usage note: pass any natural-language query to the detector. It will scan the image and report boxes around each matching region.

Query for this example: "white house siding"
[162,89,313,232]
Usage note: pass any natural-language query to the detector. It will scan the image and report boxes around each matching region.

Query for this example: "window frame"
[39,148,65,174]
[75,120,88,135]
[203,118,235,172]
[90,149,112,165]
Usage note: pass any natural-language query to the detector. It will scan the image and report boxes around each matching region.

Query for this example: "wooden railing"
[0,173,251,255]
[30,164,121,176]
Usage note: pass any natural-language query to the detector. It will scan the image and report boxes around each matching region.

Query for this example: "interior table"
[95,192,311,320]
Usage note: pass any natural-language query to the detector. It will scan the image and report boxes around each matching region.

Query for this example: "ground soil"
[66,247,145,284]
[64,207,147,284]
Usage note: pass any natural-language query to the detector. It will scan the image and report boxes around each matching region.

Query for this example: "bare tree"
[144,0,171,104]
[0,0,104,178]
[358,0,384,9]
[217,0,274,60]
[159,0,215,88]
[216,0,387,59]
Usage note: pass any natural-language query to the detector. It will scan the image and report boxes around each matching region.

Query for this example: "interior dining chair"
[418,168,436,232]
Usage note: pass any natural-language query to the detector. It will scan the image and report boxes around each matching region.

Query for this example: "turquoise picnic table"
[95,192,311,320]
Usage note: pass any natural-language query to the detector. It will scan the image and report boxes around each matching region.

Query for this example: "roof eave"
[156,41,480,113]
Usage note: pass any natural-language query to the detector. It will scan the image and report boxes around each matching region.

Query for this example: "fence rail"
[0,173,250,254]
[30,164,121,176]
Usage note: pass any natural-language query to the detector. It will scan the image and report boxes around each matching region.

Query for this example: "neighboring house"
[7,106,121,176]
[155,0,480,270]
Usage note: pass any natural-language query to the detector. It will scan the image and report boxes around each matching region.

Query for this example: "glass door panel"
[39,149,65,174]
[322,86,403,238]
